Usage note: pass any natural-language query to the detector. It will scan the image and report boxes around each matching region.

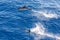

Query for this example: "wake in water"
[27,9,60,40]
[0,0,60,40]
[30,22,60,40]
[32,9,60,19]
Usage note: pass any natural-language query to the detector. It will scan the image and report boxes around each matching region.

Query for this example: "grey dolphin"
[18,6,31,10]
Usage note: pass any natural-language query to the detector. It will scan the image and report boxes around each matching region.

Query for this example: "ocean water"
[0,0,60,40]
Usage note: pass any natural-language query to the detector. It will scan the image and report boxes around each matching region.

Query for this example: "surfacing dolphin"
[18,6,31,10]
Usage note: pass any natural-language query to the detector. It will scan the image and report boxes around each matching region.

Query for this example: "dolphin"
[18,6,31,10]
[24,29,31,33]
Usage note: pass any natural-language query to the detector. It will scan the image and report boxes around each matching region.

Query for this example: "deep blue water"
[0,0,60,40]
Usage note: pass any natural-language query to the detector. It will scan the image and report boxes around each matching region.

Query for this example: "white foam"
[32,10,59,19]
[30,23,45,35]
[42,13,58,18]
[30,22,45,40]
[30,22,60,40]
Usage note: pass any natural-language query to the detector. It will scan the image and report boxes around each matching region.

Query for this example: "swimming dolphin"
[24,29,31,33]
[18,6,31,10]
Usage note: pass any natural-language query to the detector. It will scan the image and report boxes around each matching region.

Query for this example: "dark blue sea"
[0,0,60,40]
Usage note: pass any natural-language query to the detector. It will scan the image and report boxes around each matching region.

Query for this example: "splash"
[42,13,59,18]
[32,10,59,19]
[30,22,60,40]
[30,22,45,40]
[30,23,45,35]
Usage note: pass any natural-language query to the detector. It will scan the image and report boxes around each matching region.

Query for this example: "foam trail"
[42,13,59,18]
[30,22,45,40]
[32,9,59,19]
[45,33,60,40]
[30,22,60,40]
[30,23,45,35]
